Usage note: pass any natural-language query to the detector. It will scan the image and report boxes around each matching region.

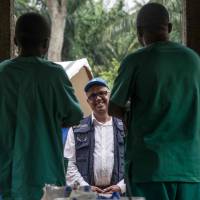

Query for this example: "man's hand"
[91,186,104,193]
[102,185,121,194]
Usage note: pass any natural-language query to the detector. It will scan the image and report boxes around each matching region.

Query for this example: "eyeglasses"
[87,91,109,101]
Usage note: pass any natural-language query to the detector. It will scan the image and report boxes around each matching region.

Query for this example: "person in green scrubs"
[108,3,200,200]
[0,13,83,200]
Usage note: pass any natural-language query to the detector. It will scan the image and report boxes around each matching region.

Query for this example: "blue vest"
[73,116,125,186]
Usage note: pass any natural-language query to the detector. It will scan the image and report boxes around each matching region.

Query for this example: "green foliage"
[63,0,182,81]
[63,0,139,76]
[15,0,44,16]
[99,58,120,89]
[15,0,183,85]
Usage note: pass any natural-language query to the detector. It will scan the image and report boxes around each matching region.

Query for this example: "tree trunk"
[0,0,14,61]
[46,0,67,61]
[183,0,200,55]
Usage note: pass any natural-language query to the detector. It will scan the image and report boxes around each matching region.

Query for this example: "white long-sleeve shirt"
[64,115,126,193]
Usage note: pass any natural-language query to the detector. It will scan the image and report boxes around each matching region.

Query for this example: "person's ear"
[137,27,145,47]
[42,38,49,49]
[168,23,172,33]
[40,38,50,57]
[137,26,143,38]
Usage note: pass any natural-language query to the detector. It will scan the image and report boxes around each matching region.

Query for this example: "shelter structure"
[56,58,93,116]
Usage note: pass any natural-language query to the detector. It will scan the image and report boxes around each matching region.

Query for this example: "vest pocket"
[75,133,89,149]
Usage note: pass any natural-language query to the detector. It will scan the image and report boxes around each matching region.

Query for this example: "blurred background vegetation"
[15,0,182,88]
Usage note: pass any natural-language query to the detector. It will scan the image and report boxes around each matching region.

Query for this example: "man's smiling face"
[86,85,110,116]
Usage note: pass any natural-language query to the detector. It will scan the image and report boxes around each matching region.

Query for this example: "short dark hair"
[15,12,50,48]
[136,3,169,30]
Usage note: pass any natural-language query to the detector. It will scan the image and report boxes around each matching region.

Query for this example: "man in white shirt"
[64,78,125,194]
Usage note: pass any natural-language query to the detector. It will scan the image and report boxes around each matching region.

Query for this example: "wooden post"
[0,0,14,61]
[183,0,200,54]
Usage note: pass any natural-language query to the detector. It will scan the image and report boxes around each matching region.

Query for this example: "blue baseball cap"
[84,78,109,92]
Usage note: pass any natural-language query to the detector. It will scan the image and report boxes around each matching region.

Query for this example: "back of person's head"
[136,3,170,33]
[15,12,50,49]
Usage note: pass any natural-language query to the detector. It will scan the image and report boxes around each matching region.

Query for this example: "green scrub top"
[0,57,83,199]
[110,41,200,183]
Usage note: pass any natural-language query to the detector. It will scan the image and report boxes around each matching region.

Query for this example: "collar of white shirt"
[91,113,113,126]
